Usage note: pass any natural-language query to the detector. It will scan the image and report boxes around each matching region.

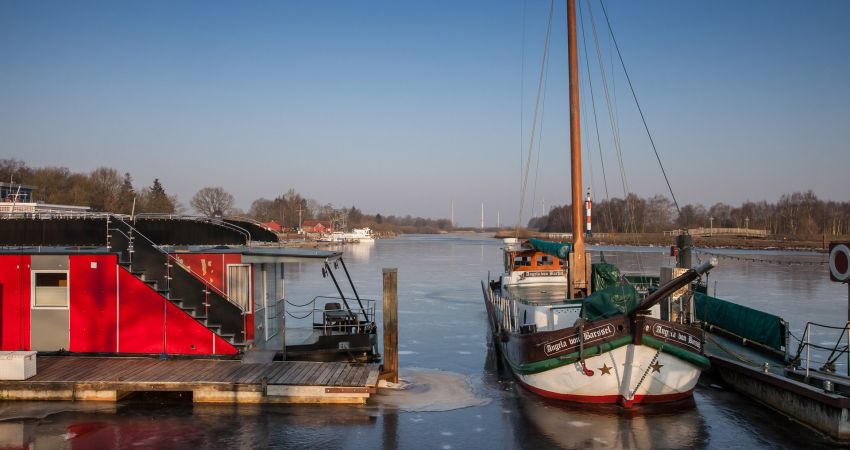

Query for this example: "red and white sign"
[829,242,850,282]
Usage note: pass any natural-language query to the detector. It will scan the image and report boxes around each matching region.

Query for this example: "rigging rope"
[598,0,682,216]
[516,0,555,237]
[578,0,614,231]
[586,0,645,274]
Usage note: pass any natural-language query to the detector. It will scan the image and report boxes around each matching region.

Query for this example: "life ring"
[829,244,850,282]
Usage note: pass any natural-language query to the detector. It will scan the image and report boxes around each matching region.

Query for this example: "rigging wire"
[578,0,614,232]
[519,0,527,209]
[516,0,555,237]
[529,52,551,221]
[586,0,645,273]
[599,0,682,216]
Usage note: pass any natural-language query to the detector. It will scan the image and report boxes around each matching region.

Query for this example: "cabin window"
[227,264,252,313]
[32,271,69,308]
[514,256,531,267]
[536,255,553,266]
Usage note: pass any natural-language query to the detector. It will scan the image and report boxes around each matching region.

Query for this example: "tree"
[87,167,121,212]
[138,178,177,213]
[191,186,235,217]
[116,173,136,214]
[249,198,276,221]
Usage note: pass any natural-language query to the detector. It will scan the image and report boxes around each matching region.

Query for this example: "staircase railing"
[108,215,247,347]
[134,213,252,244]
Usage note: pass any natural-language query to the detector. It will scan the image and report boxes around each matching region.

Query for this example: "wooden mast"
[567,0,589,298]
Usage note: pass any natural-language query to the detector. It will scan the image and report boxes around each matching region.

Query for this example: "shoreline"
[279,231,840,252]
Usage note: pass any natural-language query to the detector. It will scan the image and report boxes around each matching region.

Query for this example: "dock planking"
[0,356,380,404]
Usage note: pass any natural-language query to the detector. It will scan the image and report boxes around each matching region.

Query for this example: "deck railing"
[792,321,850,377]
[663,228,770,238]
[284,295,376,335]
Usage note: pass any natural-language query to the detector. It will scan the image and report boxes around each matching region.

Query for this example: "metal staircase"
[107,216,247,350]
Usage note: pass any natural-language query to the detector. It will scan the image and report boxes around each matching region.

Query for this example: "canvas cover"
[591,262,621,291]
[581,285,640,320]
[527,238,572,259]
[694,292,786,351]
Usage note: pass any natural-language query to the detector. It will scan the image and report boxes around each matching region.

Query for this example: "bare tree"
[87,167,121,212]
[191,186,234,217]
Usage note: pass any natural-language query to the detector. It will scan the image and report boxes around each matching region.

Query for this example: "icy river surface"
[3,234,844,449]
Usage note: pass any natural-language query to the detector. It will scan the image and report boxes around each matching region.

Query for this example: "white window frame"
[31,270,70,309]
[226,264,252,314]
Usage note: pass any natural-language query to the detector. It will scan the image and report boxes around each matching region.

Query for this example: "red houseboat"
[0,213,377,360]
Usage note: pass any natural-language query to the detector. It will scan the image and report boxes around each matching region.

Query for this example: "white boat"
[317,228,376,243]
[482,0,715,406]
[347,227,376,242]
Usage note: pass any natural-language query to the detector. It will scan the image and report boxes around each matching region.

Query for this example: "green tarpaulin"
[591,262,621,291]
[694,292,785,351]
[528,238,572,259]
[581,285,640,320]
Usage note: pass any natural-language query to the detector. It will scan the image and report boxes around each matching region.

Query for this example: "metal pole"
[382,268,398,383]
[324,261,353,313]
[805,325,811,379]
[338,258,367,321]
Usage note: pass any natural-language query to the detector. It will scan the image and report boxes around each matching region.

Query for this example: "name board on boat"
[542,323,616,357]
[520,270,566,280]
[646,322,702,352]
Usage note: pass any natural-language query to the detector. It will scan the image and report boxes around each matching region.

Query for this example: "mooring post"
[382,268,398,383]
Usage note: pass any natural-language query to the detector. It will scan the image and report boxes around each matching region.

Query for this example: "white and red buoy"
[585,187,592,237]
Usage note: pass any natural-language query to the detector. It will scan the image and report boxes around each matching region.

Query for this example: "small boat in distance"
[317,227,376,243]
[347,227,376,242]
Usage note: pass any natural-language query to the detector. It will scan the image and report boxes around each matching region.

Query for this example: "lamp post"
[709,216,714,235]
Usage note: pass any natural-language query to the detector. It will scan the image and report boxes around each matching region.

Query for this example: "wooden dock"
[0,356,380,404]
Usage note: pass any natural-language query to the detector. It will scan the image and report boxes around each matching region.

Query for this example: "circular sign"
[830,244,850,282]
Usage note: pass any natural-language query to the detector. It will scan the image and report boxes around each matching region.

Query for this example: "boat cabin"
[501,238,568,287]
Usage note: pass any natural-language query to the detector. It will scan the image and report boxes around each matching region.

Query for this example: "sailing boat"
[482,0,715,406]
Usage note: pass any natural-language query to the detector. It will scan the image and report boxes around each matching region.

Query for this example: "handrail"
[792,321,850,377]
[112,215,244,310]
[133,213,252,244]
[284,295,377,333]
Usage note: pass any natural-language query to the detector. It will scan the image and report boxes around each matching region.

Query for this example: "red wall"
[0,253,237,355]
[117,268,237,355]
[0,255,30,350]
[70,255,117,352]
[173,252,254,341]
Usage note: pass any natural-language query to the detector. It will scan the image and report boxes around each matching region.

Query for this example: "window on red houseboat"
[227,264,251,313]
[32,271,69,308]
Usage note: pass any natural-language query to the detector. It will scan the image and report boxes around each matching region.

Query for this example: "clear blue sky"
[1,1,848,227]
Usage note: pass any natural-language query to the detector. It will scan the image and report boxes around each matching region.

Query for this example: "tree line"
[528,191,850,236]
[0,159,451,233]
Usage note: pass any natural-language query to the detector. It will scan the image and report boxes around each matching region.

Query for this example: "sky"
[1,0,848,227]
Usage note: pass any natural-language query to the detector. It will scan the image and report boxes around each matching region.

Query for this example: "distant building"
[0,181,91,215]
[302,220,333,234]
[262,220,282,233]
[0,181,34,203]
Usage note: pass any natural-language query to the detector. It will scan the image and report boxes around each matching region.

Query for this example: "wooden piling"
[382,268,398,383]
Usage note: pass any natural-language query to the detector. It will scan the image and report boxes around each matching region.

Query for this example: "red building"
[0,215,339,356]
[302,220,333,234]
[261,220,282,232]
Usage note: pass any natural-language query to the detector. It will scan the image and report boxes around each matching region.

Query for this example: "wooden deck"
[0,356,380,404]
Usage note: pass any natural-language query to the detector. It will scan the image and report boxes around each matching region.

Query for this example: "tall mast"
[567,0,588,297]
